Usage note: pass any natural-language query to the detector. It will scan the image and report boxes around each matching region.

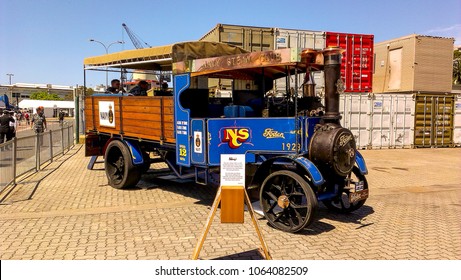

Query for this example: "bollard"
[35,133,40,171]
[12,137,17,185]
[61,126,65,156]
[49,130,53,163]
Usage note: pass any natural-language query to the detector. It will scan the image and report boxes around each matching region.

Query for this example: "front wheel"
[322,166,368,213]
[259,170,318,233]
[104,140,141,189]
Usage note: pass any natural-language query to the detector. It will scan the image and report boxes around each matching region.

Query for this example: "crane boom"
[122,23,151,49]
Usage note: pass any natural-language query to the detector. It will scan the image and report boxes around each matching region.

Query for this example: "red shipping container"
[326,32,374,92]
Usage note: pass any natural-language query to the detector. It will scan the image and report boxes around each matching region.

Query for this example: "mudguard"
[250,155,325,188]
[123,140,144,165]
[355,150,368,175]
[292,157,325,186]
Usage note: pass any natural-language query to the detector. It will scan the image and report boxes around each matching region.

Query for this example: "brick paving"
[0,145,460,260]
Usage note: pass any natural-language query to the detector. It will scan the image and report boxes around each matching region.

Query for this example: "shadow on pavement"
[211,249,265,260]
[316,205,375,228]
[119,171,218,206]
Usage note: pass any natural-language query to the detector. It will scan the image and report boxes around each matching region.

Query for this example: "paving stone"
[0,145,460,260]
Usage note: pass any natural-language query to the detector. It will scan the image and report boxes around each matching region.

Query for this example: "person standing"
[7,110,17,140]
[31,106,47,133]
[58,109,65,125]
[24,111,30,125]
[0,108,15,145]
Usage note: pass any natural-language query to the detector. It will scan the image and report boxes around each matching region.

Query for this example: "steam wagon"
[84,41,369,232]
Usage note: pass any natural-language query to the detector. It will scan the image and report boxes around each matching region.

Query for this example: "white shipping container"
[369,94,415,149]
[339,94,370,149]
[453,97,461,146]
[338,93,415,149]
[274,29,326,96]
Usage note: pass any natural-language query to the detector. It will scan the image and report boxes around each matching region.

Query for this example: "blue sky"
[1,0,460,87]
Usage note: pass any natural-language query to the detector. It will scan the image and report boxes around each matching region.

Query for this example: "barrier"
[0,124,75,192]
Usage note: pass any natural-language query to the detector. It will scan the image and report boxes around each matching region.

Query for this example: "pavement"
[0,145,460,260]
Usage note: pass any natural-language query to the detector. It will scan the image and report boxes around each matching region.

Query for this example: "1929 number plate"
[349,189,369,203]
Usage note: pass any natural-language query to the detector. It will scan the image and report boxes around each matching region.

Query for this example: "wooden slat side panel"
[84,95,176,143]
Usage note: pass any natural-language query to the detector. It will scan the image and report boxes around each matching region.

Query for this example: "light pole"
[6,73,14,85]
[88,39,124,88]
[6,73,14,106]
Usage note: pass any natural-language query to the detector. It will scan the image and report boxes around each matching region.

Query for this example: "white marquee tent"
[18,100,75,117]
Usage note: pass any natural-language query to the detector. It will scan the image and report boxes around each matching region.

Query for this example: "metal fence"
[0,123,75,192]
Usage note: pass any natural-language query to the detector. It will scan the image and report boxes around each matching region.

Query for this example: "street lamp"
[88,39,124,88]
[6,73,14,85]
[6,74,14,106]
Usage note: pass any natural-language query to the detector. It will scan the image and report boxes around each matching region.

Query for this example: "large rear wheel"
[104,140,141,189]
[259,170,318,233]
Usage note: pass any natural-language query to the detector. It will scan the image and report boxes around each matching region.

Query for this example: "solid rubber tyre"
[322,166,368,213]
[104,140,141,189]
[259,170,318,233]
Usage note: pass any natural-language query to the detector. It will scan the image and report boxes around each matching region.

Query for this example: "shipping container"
[339,93,371,148]
[274,28,326,96]
[326,32,374,93]
[414,94,454,147]
[453,95,461,146]
[275,28,325,50]
[339,93,415,149]
[200,23,275,52]
[369,94,415,149]
[338,92,455,149]
[200,24,328,96]
[373,35,454,94]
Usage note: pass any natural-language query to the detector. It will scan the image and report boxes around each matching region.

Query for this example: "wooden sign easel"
[191,185,271,260]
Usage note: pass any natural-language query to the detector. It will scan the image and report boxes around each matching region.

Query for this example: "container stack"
[200,24,374,97]
[199,24,456,148]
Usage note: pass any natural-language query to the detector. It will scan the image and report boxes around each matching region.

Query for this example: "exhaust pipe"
[323,47,344,123]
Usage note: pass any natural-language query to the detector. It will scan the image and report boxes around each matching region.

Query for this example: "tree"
[30,91,63,100]
[454,50,461,85]
[76,86,94,96]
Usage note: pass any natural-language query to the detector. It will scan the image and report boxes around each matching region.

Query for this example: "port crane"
[122,23,151,49]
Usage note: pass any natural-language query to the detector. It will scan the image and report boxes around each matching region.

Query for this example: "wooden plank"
[122,119,163,129]
[123,113,174,123]
[123,126,175,138]
[122,105,174,114]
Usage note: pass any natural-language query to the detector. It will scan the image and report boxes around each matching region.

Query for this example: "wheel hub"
[277,195,290,209]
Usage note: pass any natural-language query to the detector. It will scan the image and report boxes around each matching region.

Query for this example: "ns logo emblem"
[221,128,250,149]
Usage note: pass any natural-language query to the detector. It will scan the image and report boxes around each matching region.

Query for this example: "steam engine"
[268,48,357,178]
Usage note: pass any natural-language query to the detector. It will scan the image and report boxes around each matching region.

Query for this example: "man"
[0,108,15,145]
[31,106,47,134]
[7,110,17,140]
[129,80,149,96]
[106,79,125,94]
[58,109,65,125]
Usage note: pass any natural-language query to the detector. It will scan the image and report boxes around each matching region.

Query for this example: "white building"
[18,100,75,117]
[0,83,75,106]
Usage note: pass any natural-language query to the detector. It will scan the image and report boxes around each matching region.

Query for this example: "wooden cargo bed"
[84,95,175,143]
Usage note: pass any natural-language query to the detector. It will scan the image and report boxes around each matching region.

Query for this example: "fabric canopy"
[83,41,247,71]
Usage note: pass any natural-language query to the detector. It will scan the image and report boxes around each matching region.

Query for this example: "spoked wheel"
[322,166,368,213]
[259,170,318,233]
[104,140,141,189]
